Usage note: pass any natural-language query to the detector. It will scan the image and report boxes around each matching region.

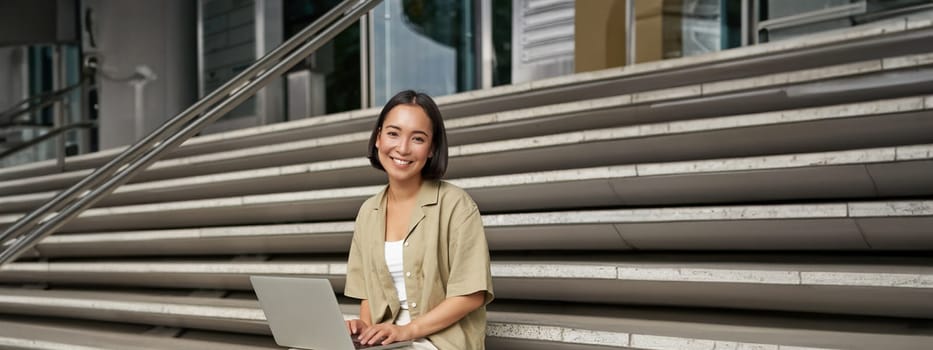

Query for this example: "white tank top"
[384,240,408,309]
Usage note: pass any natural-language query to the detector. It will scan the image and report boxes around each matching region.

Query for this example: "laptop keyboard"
[353,339,384,349]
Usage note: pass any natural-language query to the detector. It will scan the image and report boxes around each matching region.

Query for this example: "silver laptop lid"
[250,276,411,350]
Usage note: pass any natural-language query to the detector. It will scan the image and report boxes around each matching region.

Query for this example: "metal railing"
[1,62,92,170]
[0,0,381,265]
[0,121,96,160]
[0,72,92,167]
[0,78,87,128]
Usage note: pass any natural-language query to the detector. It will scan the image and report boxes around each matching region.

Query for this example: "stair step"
[0,317,276,350]
[21,200,933,258]
[2,256,930,318]
[0,288,929,349]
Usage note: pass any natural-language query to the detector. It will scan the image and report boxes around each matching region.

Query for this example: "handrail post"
[53,45,67,171]
[79,57,94,154]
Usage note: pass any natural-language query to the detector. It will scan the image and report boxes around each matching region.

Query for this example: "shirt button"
[405,271,412,277]
[404,242,410,247]
[411,302,417,308]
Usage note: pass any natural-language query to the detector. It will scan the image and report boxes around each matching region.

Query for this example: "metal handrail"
[0,121,97,160]
[0,0,381,264]
[0,78,87,127]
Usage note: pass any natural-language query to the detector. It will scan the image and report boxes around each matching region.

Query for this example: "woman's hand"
[345,319,369,336]
[356,322,416,346]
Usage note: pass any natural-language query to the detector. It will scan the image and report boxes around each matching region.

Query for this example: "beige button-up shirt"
[345,180,494,350]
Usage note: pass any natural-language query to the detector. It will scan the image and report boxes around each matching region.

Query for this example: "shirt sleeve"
[445,203,495,305]
[344,223,367,300]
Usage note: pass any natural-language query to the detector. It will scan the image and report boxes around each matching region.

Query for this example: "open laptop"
[250,275,412,350]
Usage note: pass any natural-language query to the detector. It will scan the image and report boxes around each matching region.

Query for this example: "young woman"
[344,90,494,350]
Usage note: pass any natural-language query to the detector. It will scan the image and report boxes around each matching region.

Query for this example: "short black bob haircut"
[367,90,448,180]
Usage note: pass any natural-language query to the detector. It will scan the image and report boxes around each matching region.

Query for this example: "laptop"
[250,275,412,350]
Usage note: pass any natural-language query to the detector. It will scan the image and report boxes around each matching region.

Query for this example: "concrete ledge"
[0,289,930,349]
[5,259,930,289]
[0,318,276,350]
[24,200,933,257]
[1,256,931,318]
[0,337,101,350]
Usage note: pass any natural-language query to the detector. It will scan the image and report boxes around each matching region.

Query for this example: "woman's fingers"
[380,332,397,345]
[358,323,399,345]
[346,319,368,335]
[357,324,379,344]
[372,326,392,345]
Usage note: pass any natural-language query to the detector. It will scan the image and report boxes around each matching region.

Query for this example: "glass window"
[371,0,476,105]
[757,0,933,43]
[676,0,725,58]
[284,0,361,115]
[632,0,741,62]
[491,0,512,87]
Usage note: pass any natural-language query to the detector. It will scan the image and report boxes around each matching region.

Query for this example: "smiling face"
[375,104,434,185]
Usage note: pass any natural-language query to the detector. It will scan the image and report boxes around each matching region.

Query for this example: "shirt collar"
[370,180,440,212]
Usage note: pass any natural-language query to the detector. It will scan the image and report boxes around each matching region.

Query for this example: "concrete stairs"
[0,19,932,349]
